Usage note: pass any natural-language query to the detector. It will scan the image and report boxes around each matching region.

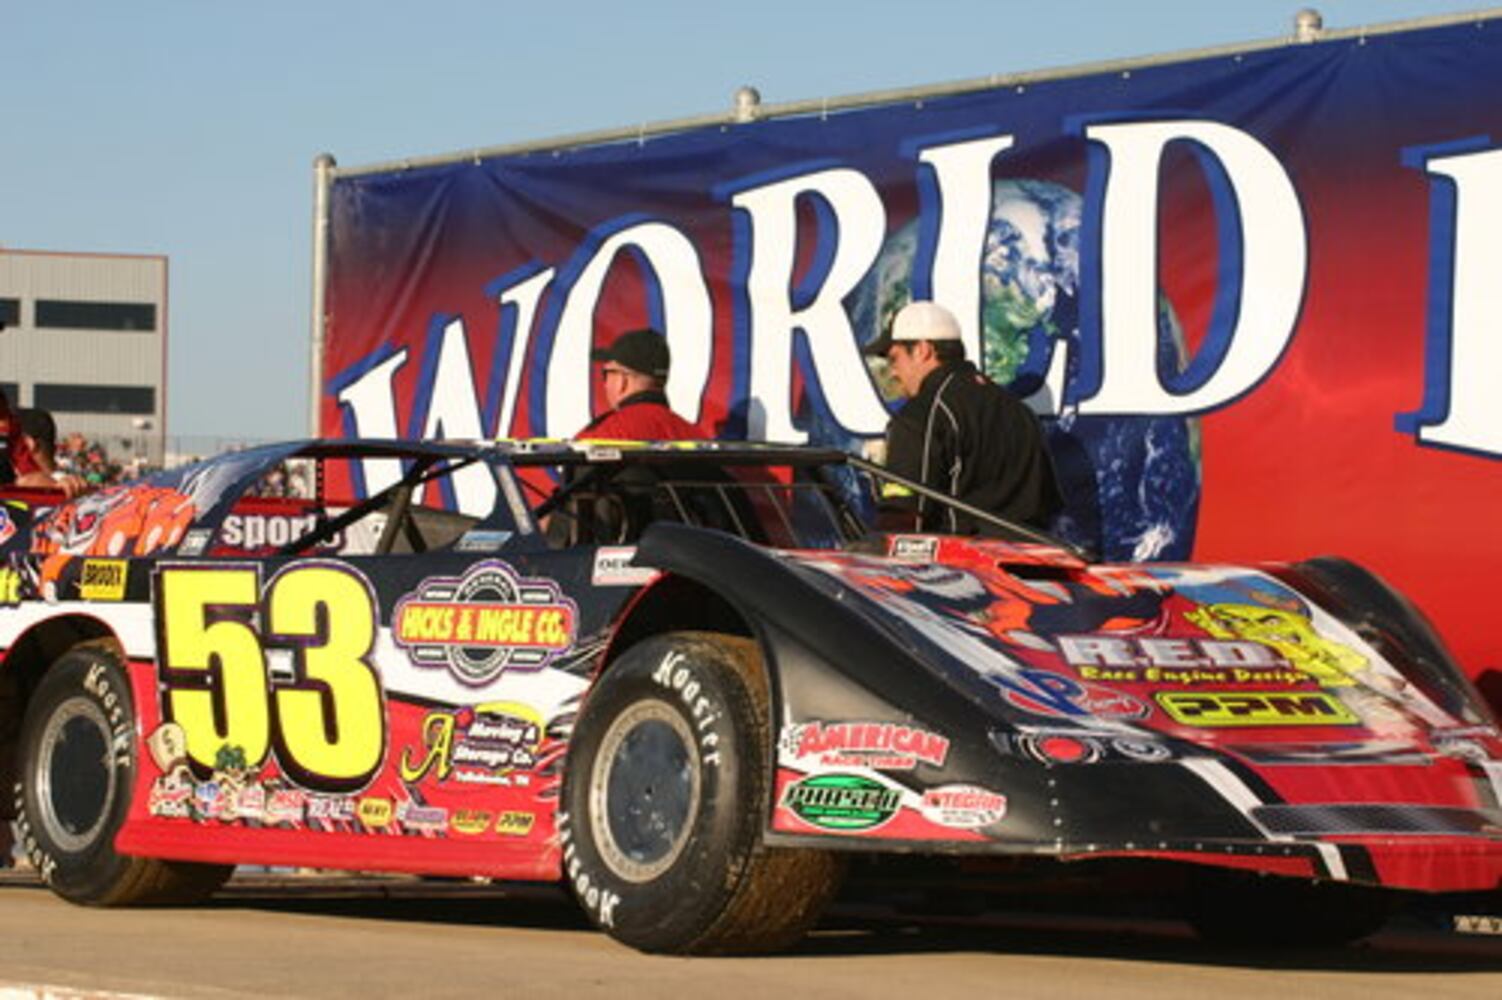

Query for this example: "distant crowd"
[53,431,155,487]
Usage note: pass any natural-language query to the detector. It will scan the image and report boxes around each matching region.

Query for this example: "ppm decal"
[1155,691,1360,727]
[394,560,577,686]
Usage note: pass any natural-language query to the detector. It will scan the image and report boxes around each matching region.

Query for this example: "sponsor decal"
[1110,737,1175,762]
[989,668,1149,720]
[400,701,545,786]
[194,781,227,820]
[592,546,660,586]
[1060,634,1308,687]
[1156,691,1360,727]
[650,649,724,767]
[919,784,1008,829]
[396,802,449,834]
[782,773,902,831]
[0,507,15,546]
[1020,733,1101,765]
[220,512,341,552]
[1184,604,1371,688]
[357,797,394,828]
[306,796,357,823]
[147,769,195,819]
[265,789,307,824]
[79,559,127,601]
[176,528,212,556]
[781,720,949,770]
[1061,634,1288,669]
[393,560,578,685]
[450,809,493,835]
[1454,914,1502,935]
[888,535,938,562]
[495,810,535,836]
[0,567,22,606]
[455,529,513,553]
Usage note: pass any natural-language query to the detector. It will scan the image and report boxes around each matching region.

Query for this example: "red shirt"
[577,391,700,441]
[0,392,39,482]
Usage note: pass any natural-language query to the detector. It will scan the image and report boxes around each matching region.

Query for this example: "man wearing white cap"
[863,301,1061,534]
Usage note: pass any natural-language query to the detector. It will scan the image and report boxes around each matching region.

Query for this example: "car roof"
[272,437,852,468]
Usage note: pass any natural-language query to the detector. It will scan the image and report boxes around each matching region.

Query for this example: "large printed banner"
[324,20,1502,681]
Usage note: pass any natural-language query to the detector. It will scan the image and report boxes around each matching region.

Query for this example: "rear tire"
[15,649,232,905]
[561,631,842,954]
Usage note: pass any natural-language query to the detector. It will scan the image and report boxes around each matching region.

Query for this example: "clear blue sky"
[1,0,1488,443]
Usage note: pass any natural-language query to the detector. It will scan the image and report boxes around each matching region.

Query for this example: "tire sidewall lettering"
[648,647,727,768]
[18,652,137,891]
[557,811,622,929]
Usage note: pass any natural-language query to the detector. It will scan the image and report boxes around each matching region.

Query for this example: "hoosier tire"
[15,649,232,906]
[560,631,842,954]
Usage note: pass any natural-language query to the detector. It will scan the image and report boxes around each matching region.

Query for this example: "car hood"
[772,535,1497,764]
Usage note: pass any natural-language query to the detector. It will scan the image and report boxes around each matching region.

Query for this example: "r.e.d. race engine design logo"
[393,560,577,686]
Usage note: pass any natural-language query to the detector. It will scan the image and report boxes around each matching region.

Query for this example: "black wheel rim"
[589,699,700,883]
[35,696,117,853]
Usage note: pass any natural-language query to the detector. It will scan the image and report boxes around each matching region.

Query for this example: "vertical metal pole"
[309,153,337,437]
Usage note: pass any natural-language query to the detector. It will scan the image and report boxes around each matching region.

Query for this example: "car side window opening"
[519,458,860,551]
[206,451,511,558]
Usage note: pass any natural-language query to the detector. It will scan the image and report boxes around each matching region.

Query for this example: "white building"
[0,248,167,465]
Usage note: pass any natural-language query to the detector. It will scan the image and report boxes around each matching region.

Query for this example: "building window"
[34,299,156,332]
[34,384,155,415]
[0,383,17,403]
[0,298,19,327]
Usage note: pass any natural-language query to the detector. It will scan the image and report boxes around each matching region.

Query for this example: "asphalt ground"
[0,869,1496,999]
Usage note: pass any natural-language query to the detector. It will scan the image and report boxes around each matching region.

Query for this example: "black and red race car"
[0,439,1498,953]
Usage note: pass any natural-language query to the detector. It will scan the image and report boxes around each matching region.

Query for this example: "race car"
[0,439,1498,954]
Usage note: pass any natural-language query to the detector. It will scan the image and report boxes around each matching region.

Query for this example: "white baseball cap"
[863,301,962,355]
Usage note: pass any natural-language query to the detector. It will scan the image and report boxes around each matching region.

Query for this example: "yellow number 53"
[155,563,385,792]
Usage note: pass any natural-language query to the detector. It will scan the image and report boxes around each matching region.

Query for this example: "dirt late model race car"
[0,438,1499,954]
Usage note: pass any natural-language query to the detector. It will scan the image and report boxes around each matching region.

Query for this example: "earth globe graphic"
[832,177,1202,562]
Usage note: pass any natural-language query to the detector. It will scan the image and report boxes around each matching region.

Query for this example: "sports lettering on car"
[1155,691,1361,727]
[393,560,577,686]
[219,512,342,552]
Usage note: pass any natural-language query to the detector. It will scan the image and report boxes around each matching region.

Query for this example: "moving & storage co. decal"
[400,701,545,787]
[394,560,577,686]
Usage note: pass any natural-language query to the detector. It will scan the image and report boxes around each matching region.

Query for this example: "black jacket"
[880,360,1061,533]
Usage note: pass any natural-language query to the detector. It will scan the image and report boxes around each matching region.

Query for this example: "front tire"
[15,649,232,905]
[561,631,841,954]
